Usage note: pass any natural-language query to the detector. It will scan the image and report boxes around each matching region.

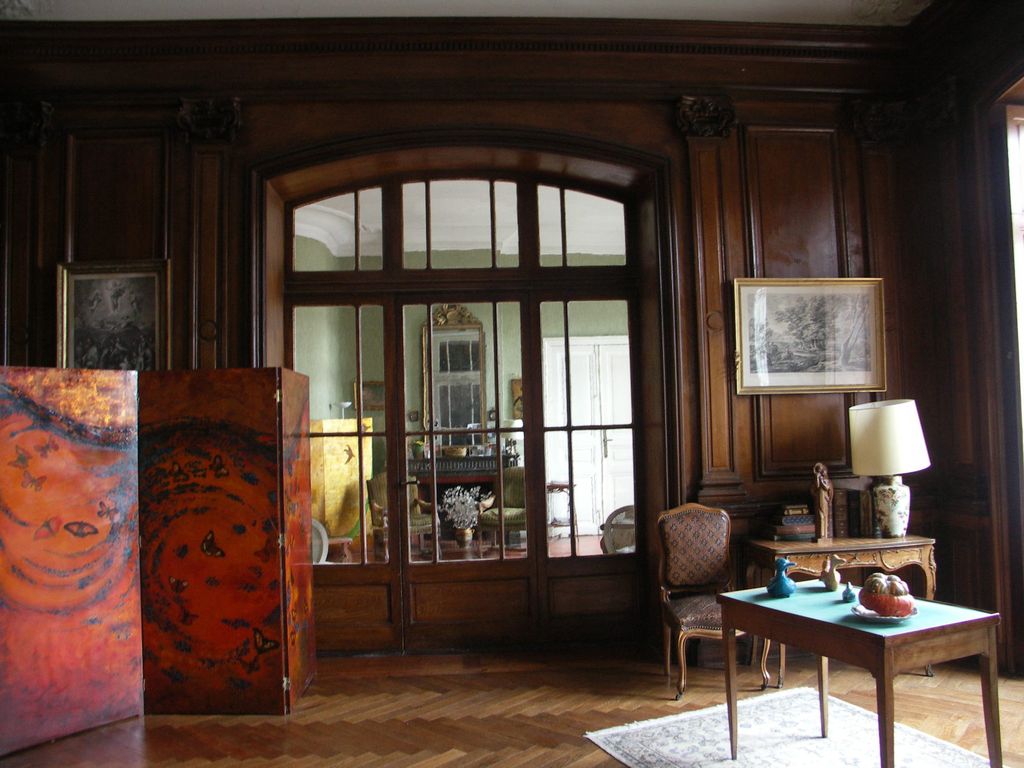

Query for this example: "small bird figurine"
[767,558,797,598]
[842,581,856,603]
[819,553,846,592]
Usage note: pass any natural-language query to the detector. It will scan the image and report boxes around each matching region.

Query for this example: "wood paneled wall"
[2,7,1023,667]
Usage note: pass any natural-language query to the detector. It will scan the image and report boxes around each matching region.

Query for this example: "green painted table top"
[720,581,997,637]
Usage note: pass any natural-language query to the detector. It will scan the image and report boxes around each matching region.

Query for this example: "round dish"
[851,603,918,624]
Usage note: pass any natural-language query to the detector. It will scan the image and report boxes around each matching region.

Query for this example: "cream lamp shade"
[849,399,930,537]
[849,399,930,477]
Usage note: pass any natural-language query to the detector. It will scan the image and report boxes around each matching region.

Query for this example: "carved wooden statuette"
[811,461,834,540]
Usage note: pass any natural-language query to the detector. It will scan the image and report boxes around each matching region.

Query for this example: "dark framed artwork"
[734,277,885,394]
[57,260,168,371]
[357,380,386,411]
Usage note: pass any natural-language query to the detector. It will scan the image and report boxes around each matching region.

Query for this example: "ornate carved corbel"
[852,78,957,144]
[177,97,242,143]
[675,95,737,139]
[0,101,53,148]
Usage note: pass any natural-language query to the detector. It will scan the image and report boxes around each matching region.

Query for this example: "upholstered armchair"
[657,503,769,699]
[477,466,527,543]
[366,473,434,556]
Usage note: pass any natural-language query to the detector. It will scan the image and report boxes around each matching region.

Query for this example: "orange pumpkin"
[858,573,916,617]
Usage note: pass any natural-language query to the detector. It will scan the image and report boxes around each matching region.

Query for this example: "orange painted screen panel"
[0,367,142,756]
[138,368,312,714]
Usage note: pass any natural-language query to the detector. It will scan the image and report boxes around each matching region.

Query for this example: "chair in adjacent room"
[600,504,636,554]
[477,465,528,547]
[657,502,769,699]
[367,473,435,557]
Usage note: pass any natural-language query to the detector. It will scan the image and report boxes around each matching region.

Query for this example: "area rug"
[585,687,988,767]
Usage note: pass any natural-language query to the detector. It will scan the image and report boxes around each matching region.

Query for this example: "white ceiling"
[0,0,935,26]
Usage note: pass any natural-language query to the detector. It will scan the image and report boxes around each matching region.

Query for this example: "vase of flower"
[442,485,481,548]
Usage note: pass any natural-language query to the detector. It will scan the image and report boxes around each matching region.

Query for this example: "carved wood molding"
[0,100,53,148]
[177,97,242,143]
[431,304,479,327]
[676,95,737,139]
[851,78,957,144]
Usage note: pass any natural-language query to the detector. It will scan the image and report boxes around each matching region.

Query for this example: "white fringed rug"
[585,687,988,767]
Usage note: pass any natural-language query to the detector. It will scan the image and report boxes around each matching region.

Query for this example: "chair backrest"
[656,503,732,591]
[366,473,388,525]
[501,466,526,507]
[601,505,636,554]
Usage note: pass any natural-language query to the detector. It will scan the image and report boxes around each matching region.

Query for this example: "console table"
[745,535,936,599]
[719,583,1002,768]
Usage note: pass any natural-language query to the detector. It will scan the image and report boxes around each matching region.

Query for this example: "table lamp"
[849,399,930,537]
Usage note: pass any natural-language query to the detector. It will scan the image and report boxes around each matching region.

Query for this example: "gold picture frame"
[734,277,885,394]
[57,260,169,370]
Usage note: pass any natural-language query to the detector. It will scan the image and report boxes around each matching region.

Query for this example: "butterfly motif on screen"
[21,470,47,491]
[64,520,99,537]
[253,628,280,655]
[201,530,225,557]
[168,576,189,593]
[97,500,117,520]
[34,516,61,540]
[210,454,229,478]
[35,437,59,457]
[171,462,190,483]
[9,445,30,469]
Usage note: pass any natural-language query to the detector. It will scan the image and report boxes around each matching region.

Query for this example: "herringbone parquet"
[3,647,1022,767]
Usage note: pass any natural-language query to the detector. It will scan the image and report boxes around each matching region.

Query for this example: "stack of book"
[760,505,815,541]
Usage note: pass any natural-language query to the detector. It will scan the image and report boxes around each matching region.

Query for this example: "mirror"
[423,304,486,444]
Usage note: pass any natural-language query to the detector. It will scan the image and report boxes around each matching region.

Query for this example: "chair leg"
[778,643,786,688]
[759,637,771,690]
[675,633,689,700]
[663,624,672,678]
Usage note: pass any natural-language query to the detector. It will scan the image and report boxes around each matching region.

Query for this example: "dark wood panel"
[191,150,224,369]
[410,578,530,623]
[315,582,393,624]
[759,393,848,477]
[65,131,167,264]
[548,573,638,617]
[746,127,843,278]
[2,155,35,366]
[689,136,745,501]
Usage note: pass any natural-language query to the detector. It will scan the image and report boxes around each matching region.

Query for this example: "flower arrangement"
[442,485,481,530]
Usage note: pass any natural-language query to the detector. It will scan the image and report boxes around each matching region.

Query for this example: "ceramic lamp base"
[872,474,910,537]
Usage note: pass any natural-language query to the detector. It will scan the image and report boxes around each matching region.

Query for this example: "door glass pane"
[357,305,386,433]
[566,300,632,426]
[538,185,563,267]
[565,190,626,267]
[431,180,491,269]
[403,182,427,269]
[293,187,383,272]
[293,305,380,566]
[495,182,519,268]
[545,431,571,558]
[358,187,384,271]
[540,301,567,428]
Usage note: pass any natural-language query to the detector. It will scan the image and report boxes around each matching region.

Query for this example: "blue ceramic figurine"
[842,581,856,603]
[766,557,797,598]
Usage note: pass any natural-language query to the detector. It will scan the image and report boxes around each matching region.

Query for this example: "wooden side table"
[719,583,1001,768]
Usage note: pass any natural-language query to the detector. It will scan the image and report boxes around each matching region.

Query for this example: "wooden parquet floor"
[2,647,1022,767]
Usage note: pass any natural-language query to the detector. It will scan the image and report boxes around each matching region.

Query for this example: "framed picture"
[357,380,386,411]
[734,278,885,394]
[57,260,168,370]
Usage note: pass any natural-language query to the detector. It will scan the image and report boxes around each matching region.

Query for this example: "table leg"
[875,656,896,768]
[724,625,738,760]
[980,626,1004,767]
[817,655,829,738]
